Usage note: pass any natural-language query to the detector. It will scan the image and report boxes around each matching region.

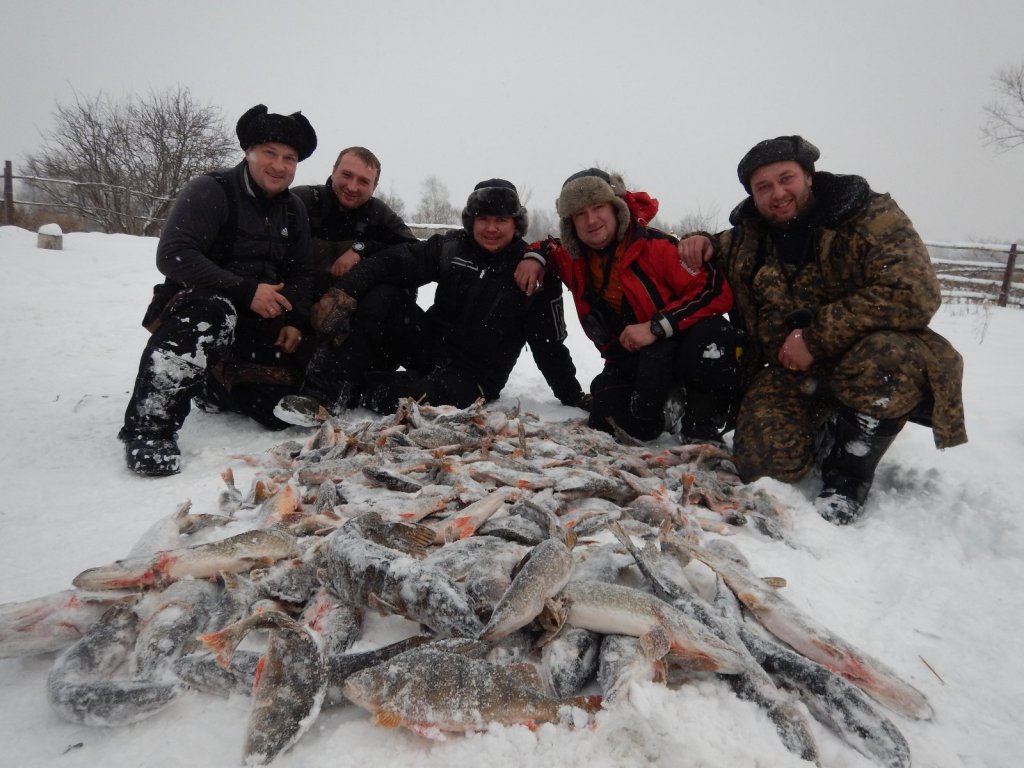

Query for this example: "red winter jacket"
[531,223,732,358]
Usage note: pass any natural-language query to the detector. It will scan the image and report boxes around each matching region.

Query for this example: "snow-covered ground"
[0,225,1019,767]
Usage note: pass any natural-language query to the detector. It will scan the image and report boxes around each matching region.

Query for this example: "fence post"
[997,243,1018,308]
[2,161,13,226]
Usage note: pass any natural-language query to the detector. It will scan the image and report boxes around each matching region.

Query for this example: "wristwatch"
[650,317,667,339]
[351,241,366,253]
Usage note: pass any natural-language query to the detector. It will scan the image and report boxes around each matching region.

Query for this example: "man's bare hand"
[275,326,303,354]
[515,259,545,295]
[619,322,656,353]
[251,283,292,319]
[677,236,713,274]
[329,249,362,278]
[778,329,814,371]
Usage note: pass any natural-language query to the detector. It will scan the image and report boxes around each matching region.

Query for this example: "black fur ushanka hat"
[236,104,317,161]
[461,178,529,236]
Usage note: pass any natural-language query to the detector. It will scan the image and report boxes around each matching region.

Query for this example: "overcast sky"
[3,0,1022,243]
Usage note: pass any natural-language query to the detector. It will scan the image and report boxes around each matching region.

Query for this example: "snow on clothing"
[291,179,417,296]
[122,161,315,438]
[530,223,738,440]
[304,229,584,410]
[710,171,967,482]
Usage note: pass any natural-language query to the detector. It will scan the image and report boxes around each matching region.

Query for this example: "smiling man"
[119,104,317,476]
[274,178,586,422]
[515,169,743,444]
[678,135,968,523]
[291,146,416,297]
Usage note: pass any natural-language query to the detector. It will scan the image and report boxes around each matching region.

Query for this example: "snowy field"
[0,225,1020,767]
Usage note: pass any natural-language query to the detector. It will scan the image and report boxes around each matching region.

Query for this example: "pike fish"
[685,538,933,720]
[72,528,301,591]
[47,603,180,726]
[479,537,574,641]
[553,581,746,674]
[0,589,134,659]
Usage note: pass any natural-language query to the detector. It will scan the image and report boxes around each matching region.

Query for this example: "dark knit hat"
[555,168,630,259]
[737,135,819,192]
[236,104,317,161]
[461,178,528,236]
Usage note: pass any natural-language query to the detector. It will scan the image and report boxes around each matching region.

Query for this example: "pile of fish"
[0,399,928,766]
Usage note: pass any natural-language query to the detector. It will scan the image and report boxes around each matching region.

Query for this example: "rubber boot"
[815,407,903,525]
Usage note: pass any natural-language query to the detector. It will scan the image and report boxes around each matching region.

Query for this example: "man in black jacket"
[120,104,318,476]
[291,146,417,298]
[274,179,587,424]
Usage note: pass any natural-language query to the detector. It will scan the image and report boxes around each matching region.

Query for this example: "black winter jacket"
[337,230,584,404]
[291,180,416,293]
[155,161,314,328]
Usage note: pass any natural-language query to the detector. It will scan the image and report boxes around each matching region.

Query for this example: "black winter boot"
[121,432,181,477]
[815,407,904,525]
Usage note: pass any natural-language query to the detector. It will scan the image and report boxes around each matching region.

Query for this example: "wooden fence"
[926,241,1020,308]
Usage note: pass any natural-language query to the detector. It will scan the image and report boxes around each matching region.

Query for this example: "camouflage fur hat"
[737,135,819,192]
[461,178,528,236]
[236,104,317,161]
[556,168,630,259]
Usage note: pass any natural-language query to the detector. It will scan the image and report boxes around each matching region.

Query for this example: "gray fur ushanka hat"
[736,135,819,192]
[236,104,318,161]
[556,168,631,259]
[461,178,529,236]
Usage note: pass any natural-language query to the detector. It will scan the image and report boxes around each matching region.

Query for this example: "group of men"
[119,104,967,525]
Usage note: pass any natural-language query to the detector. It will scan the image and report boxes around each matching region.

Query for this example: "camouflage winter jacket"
[710,172,966,448]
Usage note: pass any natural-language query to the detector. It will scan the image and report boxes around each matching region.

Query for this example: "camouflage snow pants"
[733,330,931,483]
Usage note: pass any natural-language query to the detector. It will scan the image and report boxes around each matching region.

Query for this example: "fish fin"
[567,694,603,715]
[367,592,401,617]
[640,626,672,660]
[252,655,266,690]
[372,710,404,729]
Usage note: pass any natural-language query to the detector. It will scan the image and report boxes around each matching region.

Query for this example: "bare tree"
[674,205,721,237]
[982,61,1024,152]
[526,207,559,241]
[376,184,407,219]
[413,175,458,224]
[23,87,236,235]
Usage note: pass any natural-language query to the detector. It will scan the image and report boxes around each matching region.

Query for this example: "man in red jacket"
[518,168,745,443]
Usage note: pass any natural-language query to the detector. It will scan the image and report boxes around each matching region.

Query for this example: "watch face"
[352,242,365,252]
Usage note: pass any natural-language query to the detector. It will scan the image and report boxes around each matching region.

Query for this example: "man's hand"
[677,236,713,275]
[778,329,814,371]
[275,326,303,354]
[515,259,545,295]
[619,322,656,353]
[251,282,293,319]
[329,249,362,278]
[311,287,358,336]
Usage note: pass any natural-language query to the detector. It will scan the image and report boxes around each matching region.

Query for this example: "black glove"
[311,288,358,341]
[784,308,814,331]
[570,393,593,412]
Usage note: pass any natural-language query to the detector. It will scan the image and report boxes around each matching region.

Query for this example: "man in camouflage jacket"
[679,136,966,523]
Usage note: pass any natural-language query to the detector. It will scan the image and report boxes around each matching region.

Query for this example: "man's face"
[572,202,619,250]
[473,215,517,253]
[749,161,814,226]
[245,142,299,196]
[331,152,378,210]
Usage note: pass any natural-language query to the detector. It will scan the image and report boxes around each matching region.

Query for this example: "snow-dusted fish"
[200,609,327,765]
[686,538,933,720]
[72,528,301,591]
